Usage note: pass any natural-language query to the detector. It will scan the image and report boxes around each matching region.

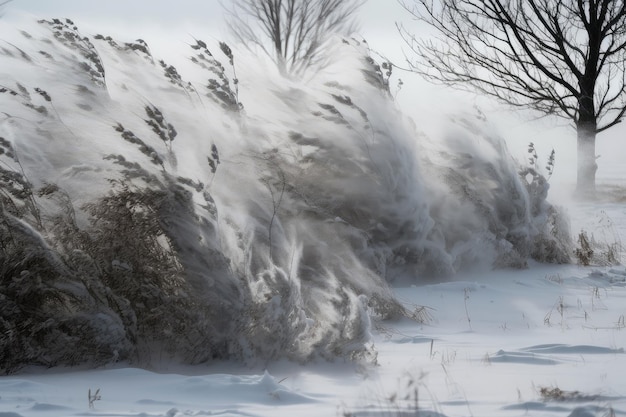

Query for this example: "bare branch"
[223,0,364,76]
[399,0,626,193]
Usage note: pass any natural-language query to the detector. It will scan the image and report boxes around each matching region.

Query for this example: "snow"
[2,263,625,416]
[1,13,625,417]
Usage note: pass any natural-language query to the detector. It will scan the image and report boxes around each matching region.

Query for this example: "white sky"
[7,0,224,24]
[3,1,411,70]
[6,1,405,37]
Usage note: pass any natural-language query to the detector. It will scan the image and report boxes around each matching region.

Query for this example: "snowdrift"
[0,18,571,372]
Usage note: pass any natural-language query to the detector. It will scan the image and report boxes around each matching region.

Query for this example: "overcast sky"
[10,1,221,23]
[5,1,408,42]
[3,0,415,95]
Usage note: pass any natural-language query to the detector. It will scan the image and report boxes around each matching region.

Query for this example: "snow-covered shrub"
[0,209,132,373]
[574,212,623,266]
[423,113,571,272]
[0,20,243,370]
[0,137,41,228]
[0,18,572,372]
[79,181,228,363]
[521,166,572,264]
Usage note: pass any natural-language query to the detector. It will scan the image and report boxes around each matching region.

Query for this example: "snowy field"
[1,231,625,417]
[1,10,626,417]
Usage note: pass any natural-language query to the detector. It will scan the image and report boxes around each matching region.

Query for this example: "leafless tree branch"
[223,0,364,76]
[398,0,626,193]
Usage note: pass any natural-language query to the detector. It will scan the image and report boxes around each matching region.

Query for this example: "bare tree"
[223,0,364,76]
[398,0,626,195]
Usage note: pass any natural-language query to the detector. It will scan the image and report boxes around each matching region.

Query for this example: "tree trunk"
[575,120,597,196]
[576,70,598,197]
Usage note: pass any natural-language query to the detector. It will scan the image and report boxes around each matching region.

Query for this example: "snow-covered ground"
[1,12,625,417]
[2,256,625,417]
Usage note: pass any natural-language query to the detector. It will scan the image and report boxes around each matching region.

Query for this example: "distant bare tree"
[398,0,626,195]
[223,0,364,76]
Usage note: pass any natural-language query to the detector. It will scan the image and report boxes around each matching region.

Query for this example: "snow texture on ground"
[1,259,625,417]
